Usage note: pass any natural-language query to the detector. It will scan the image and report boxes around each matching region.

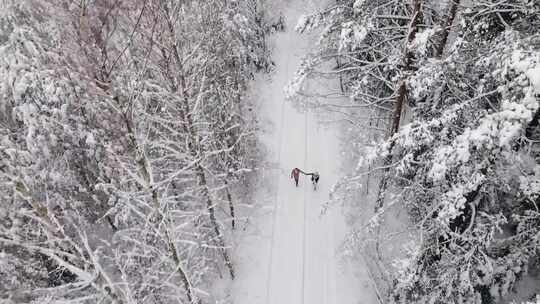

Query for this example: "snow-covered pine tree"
[379,1,540,303]
[288,0,447,208]
[291,0,539,302]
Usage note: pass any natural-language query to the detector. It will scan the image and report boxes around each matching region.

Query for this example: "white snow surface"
[232,1,377,304]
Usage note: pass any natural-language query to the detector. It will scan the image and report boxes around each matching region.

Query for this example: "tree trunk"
[525,107,540,139]
[336,57,345,93]
[164,2,235,280]
[375,0,423,211]
[167,228,199,304]
[224,178,236,230]
[177,74,235,279]
[435,0,461,58]
[122,109,199,303]
[197,166,236,279]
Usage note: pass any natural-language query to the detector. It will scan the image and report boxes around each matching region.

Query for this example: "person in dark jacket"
[310,171,320,190]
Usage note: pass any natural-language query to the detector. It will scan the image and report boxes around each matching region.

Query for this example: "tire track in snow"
[301,111,308,304]
[264,47,288,304]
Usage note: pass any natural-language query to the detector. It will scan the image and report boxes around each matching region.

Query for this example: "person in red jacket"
[291,167,301,187]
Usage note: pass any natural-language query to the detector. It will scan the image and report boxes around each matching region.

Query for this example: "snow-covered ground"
[231,1,377,303]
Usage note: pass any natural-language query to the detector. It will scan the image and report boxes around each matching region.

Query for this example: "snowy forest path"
[231,1,377,304]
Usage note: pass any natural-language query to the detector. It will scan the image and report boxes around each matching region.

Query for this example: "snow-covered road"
[231,1,377,303]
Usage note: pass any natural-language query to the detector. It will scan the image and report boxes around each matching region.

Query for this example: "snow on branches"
[0,0,267,302]
[293,0,540,302]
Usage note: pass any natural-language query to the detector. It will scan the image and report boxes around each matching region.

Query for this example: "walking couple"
[290,167,320,189]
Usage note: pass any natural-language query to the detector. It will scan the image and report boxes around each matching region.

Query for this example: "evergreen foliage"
[290,0,540,303]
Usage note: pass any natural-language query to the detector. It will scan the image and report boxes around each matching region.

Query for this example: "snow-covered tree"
[292,0,540,303]
[0,0,268,302]
[288,0,452,211]
[370,1,540,303]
